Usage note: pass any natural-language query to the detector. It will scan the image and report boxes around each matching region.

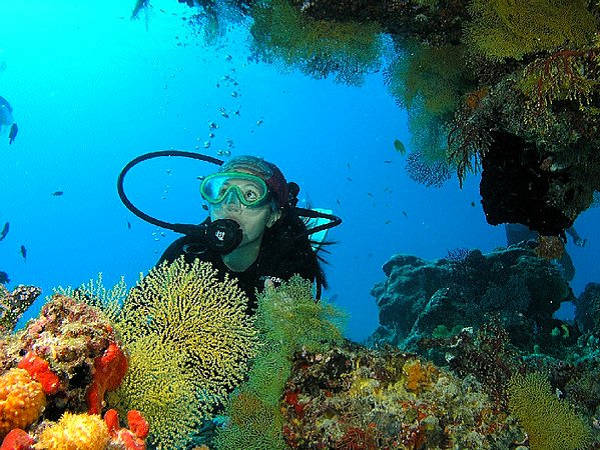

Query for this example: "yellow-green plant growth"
[214,276,347,449]
[508,372,593,450]
[464,0,598,61]
[251,0,382,85]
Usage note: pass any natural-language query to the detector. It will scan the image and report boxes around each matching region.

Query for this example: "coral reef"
[367,243,574,356]
[280,341,522,448]
[574,282,600,334]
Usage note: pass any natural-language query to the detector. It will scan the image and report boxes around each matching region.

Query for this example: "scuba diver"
[505,223,587,282]
[118,152,341,313]
[0,96,18,145]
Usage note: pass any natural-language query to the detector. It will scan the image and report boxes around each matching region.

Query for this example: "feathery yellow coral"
[110,257,258,448]
[35,412,109,450]
[0,368,46,439]
[465,0,598,61]
[108,336,201,449]
[508,372,592,450]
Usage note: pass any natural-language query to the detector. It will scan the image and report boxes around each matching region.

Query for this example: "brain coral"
[36,412,109,450]
[0,368,46,439]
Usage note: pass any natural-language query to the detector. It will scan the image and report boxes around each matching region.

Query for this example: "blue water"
[1,0,599,343]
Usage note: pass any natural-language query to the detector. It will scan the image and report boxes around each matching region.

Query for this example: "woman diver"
[118,153,341,313]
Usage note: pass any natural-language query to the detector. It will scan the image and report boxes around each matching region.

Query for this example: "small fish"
[256,119,263,126]
[216,83,220,88]
[385,220,391,224]
[0,222,8,241]
[8,123,18,145]
[217,149,231,157]
[234,109,240,116]
[231,91,239,98]
[20,245,26,260]
[470,201,476,207]
[51,191,63,196]
[336,199,341,205]
[384,160,392,163]
[0,270,9,284]
[203,141,211,149]
[196,175,206,181]
[208,122,218,130]
[202,204,208,211]
[208,132,215,138]
[226,138,235,148]
[393,139,406,155]
[402,210,408,217]
[346,177,353,182]
[367,192,374,198]
[225,54,232,61]
[127,221,131,229]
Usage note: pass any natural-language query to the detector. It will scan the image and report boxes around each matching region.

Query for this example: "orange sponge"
[0,368,46,439]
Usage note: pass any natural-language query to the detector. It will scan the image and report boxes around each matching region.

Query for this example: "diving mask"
[200,172,270,208]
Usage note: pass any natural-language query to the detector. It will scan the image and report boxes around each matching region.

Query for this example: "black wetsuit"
[157,234,318,313]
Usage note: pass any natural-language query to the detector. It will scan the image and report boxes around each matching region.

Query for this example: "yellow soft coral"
[465,0,598,61]
[0,368,46,439]
[35,412,109,450]
[508,373,592,450]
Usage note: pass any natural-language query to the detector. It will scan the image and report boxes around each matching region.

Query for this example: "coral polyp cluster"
[36,412,110,450]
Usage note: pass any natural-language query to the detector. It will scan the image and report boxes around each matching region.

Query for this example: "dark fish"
[127,221,132,229]
[393,139,406,155]
[20,245,26,260]
[384,160,392,163]
[385,220,391,224]
[346,177,353,182]
[367,192,374,198]
[8,122,17,145]
[336,199,341,206]
[470,201,476,207]
[402,210,408,217]
[52,191,64,196]
[0,222,8,241]
[0,270,9,284]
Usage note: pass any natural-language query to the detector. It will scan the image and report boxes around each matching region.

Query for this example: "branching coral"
[465,0,599,61]
[508,372,593,450]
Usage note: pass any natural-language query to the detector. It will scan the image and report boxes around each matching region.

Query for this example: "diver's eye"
[244,189,259,201]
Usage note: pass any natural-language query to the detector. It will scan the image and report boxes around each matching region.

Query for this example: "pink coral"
[0,429,34,450]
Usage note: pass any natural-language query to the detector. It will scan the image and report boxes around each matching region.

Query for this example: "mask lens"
[201,173,268,207]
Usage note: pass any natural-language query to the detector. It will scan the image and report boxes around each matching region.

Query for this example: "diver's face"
[208,177,280,247]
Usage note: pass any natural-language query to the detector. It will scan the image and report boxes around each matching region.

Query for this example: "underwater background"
[1,0,598,344]
[3,1,600,449]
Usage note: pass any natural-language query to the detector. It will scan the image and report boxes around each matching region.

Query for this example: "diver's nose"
[222,189,242,210]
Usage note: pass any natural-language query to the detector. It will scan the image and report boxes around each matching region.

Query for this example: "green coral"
[214,276,346,449]
[250,0,382,85]
[508,372,593,450]
[465,0,599,61]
